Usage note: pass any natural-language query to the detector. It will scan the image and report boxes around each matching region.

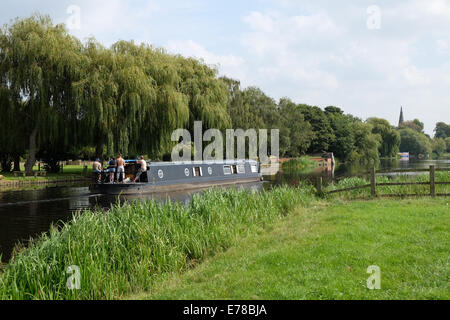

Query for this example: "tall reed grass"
[0,186,314,300]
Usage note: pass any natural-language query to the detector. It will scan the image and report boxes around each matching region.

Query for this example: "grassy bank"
[0,165,87,182]
[0,186,314,300]
[282,157,317,171]
[132,198,449,300]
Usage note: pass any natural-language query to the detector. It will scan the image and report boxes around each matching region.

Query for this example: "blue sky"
[2,0,450,135]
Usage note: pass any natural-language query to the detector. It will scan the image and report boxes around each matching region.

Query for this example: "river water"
[1,158,449,262]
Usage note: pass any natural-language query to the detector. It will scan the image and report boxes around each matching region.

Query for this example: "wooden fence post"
[370,167,376,197]
[316,176,322,194]
[430,165,435,198]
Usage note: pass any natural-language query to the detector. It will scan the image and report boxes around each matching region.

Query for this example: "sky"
[1,0,449,136]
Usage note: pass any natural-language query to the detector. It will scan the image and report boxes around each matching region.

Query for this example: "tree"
[399,128,432,156]
[0,15,85,174]
[326,109,355,161]
[446,137,450,153]
[175,55,231,132]
[431,138,446,157]
[400,119,424,133]
[299,105,335,153]
[221,77,261,130]
[434,122,450,139]
[366,118,401,157]
[349,121,381,164]
[0,87,27,172]
[278,98,314,157]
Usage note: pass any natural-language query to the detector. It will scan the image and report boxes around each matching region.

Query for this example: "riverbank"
[0,165,89,188]
[0,186,314,299]
[0,185,448,300]
[132,198,449,300]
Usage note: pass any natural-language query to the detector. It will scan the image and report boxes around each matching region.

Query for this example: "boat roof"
[147,159,259,166]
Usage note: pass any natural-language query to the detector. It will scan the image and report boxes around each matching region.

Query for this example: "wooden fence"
[316,165,450,198]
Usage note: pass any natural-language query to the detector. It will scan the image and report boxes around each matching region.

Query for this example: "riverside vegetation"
[0,186,314,299]
[135,198,448,300]
[281,157,317,171]
[0,174,449,300]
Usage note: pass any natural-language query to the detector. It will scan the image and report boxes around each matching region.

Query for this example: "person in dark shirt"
[107,157,117,183]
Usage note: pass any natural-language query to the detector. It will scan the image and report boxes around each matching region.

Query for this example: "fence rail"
[317,165,450,198]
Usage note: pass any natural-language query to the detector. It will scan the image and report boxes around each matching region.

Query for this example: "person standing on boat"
[92,158,102,182]
[116,154,125,183]
[107,157,117,183]
[134,156,147,183]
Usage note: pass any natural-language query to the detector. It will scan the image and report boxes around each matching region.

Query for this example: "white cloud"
[241,11,341,92]
[236,5,450,135]
[437,39,449,54]
[402,66,431,86]
[166,40,247,82]
[67,0,159,45]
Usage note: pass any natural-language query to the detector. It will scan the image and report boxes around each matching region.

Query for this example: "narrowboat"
[89,159,262,195]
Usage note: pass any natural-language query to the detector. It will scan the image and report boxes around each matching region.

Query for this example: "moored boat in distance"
[89,159,262,195]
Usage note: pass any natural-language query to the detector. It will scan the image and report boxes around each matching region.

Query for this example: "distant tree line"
[0,15,448,174]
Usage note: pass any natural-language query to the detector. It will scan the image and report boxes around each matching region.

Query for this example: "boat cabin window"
[251,164,258,173]
[237,164,245,174]
[223,165,232,175]
[193,167,202,177]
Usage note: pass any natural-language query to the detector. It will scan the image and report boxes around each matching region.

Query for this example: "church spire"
[398,107,404,126]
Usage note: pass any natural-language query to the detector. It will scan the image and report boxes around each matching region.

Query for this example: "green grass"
[0,186,314,300]
[282,157,317,171]
[132,198,449,300]
[0,165,88,182]
[1,183,448,300]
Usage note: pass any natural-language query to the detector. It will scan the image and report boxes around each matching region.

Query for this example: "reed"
[0,186,315,300]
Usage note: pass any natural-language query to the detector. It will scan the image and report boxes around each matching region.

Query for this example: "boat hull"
[90,160,262,195]
[89,176,262,195]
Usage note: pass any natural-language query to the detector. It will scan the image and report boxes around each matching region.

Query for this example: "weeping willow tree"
[0,15,85,174]
[175,56,231,131]
[73,39,119,160]
[115,42,191,157]
[1,15,233,165]
[0,88,27,172]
